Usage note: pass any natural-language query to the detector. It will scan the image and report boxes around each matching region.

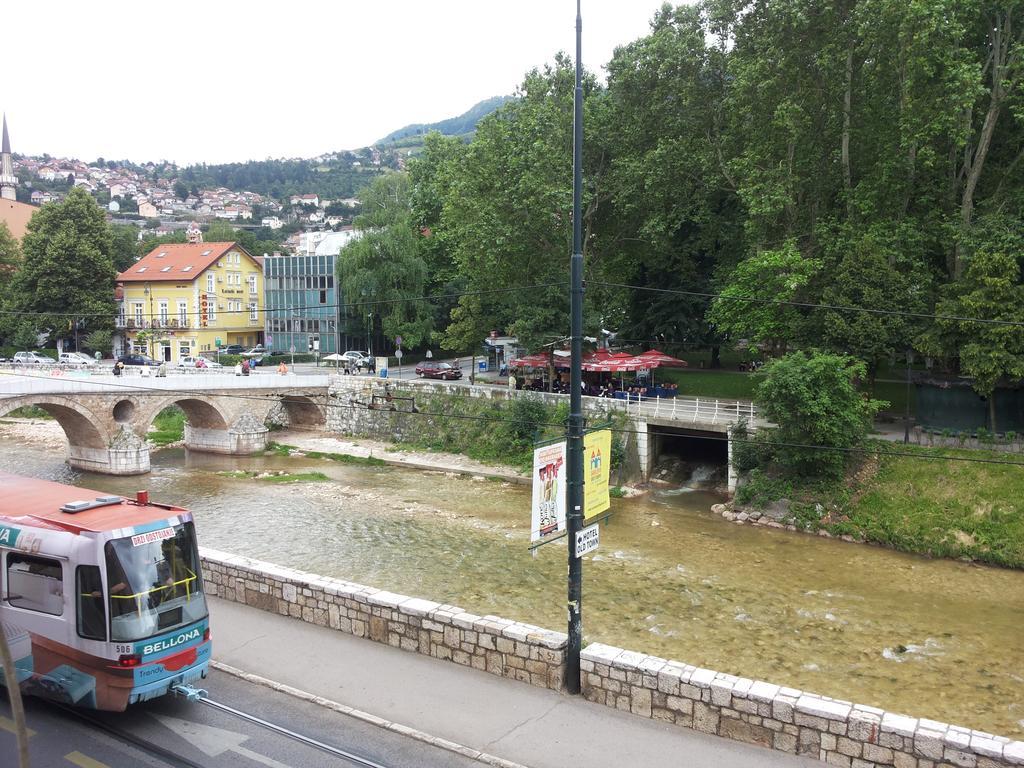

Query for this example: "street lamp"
[904,348,913,444]
[366,313,373,356]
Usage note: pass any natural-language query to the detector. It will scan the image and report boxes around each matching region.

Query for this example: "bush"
[756,351,885,479]
[502,396,550,447]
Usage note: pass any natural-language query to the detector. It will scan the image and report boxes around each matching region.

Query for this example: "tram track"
[52,688,393,768]
[53,703,206,768]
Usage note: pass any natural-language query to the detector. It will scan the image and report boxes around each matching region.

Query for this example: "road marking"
[65,752,111,768]
[0,715,36,737]
[153,713,296,768]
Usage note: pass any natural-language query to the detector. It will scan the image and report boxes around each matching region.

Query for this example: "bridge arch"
[0,395,113,449]
[138,396,231,437]
[279,394,326,427]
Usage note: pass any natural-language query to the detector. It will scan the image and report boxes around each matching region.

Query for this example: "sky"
[3,1,665,166]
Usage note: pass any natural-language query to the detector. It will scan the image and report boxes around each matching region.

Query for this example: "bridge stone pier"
[0,372,331,475]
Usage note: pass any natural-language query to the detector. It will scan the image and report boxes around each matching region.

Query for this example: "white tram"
[0,472,210,710]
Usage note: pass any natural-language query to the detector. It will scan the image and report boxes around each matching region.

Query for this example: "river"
[1,435,1021,738]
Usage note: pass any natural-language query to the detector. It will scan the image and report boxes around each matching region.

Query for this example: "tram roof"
[0,472,187,535]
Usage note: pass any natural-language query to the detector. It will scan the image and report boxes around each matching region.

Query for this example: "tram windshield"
[104,521,207,642]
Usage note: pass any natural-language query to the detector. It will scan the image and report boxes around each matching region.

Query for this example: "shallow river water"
[2,438,1022,738]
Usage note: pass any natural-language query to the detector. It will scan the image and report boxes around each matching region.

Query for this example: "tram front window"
[104,522,208,642]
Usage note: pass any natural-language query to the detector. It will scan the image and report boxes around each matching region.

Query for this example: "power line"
[3,276,1024,332]
[0,283,566,320]
[592,280,1024,329]
[2,370,1023,468]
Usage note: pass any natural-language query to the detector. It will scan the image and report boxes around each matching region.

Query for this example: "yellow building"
[116,241,264,362]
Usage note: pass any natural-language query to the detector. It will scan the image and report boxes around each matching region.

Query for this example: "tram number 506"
[115,644,134,655]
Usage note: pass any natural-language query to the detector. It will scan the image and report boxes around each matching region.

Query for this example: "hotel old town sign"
[200,294,209,327]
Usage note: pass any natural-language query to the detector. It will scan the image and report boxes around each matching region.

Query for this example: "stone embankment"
[201,549,1024,768]
[711,501,864,543]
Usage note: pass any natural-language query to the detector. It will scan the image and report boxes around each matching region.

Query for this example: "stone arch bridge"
[0,373,331,475]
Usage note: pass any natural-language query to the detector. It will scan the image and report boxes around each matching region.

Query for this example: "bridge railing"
[621,394,760,425]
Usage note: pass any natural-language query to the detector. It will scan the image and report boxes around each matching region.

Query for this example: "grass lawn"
[831,445,1024,568]
[739,442,1024,568]
[149,406,186,446]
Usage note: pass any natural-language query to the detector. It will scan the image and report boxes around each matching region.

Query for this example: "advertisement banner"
[583,429,612,521]
[531,441,566,542]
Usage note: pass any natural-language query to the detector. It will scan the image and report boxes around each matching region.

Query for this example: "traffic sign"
[395,349,403,359]
[574,523,600,558]
[215,338,223,347]
[395,335,403,348]
[289,345,295,353]
[266,334,273,344]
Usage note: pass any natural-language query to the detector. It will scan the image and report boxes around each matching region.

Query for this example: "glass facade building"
[263,253,340,355]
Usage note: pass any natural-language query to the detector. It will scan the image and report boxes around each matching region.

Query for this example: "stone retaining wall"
[200,550,1023,768]
[200,549,566,691]
[580,643,1023,768]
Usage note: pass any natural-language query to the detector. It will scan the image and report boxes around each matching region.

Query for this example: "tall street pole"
[566,0,585,696]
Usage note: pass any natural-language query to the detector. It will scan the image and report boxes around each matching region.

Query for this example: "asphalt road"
[0,669,483,768]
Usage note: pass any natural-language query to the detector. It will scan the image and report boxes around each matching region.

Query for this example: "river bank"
[269,429,529,483]
[729,442,1024,569]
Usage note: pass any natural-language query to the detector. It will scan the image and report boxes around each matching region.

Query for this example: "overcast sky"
[3,1,664,166]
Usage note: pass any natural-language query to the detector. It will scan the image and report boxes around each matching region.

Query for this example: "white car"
[178,356,223,369]
[58,352,97,367]
[341,351,368,364]
[241,346,266,358]
[13,351,55,366]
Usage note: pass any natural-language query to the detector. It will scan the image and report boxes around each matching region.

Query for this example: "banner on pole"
[531,441,566,542]
[583,429,611,521]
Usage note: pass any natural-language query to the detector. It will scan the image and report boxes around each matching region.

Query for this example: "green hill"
[376,96,512,145]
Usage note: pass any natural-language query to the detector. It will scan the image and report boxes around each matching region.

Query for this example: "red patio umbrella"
[634,349,688,367]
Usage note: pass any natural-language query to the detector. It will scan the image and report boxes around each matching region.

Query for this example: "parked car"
[58,352,96,367]
[13,351,56,366]
[178,356,223,369]
[415,361,463,380]
[241,345,266,358]
[222,344,245,355]
[117,353,161,367]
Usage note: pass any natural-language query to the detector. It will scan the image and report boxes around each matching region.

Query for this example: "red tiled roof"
[116,241,255,282]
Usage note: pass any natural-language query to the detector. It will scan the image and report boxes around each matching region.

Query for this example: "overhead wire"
[2,369,1023,468]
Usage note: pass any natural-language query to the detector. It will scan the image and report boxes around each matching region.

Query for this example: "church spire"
[0,113,15,201]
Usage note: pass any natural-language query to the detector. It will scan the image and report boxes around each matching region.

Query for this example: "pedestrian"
[113,361,123,377]
[241,359,250,376]
[156,361,167,378]
[368,355,376,374]
[278,361,288,376]
[508,372,517,392]
[234,361,243,376]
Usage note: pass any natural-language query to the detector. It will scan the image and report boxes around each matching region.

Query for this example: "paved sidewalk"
[210,597,819,768]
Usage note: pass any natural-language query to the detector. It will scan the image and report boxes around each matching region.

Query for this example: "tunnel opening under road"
[649,426,729,490]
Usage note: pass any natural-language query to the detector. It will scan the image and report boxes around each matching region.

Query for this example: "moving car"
[117,353,161,367]
[415,361,463,380]
[178,356,223,369]
[13,351,56,366]
[58,351,97,367]
[341,350,368,365]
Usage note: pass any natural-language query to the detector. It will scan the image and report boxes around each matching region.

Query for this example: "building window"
[178,301,188,326]
[249,302,258,321]
[133,303,144,325]
[179,342,191,359]
[248,275,258,294]
[320,290,327,304]
[158,301,169,325]
[207,273,215,293]
[7,553,63,616]
[208,302,217,323]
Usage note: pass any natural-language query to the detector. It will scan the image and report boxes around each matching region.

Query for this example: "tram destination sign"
[574,523,600,558]
[131,527,175,547]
